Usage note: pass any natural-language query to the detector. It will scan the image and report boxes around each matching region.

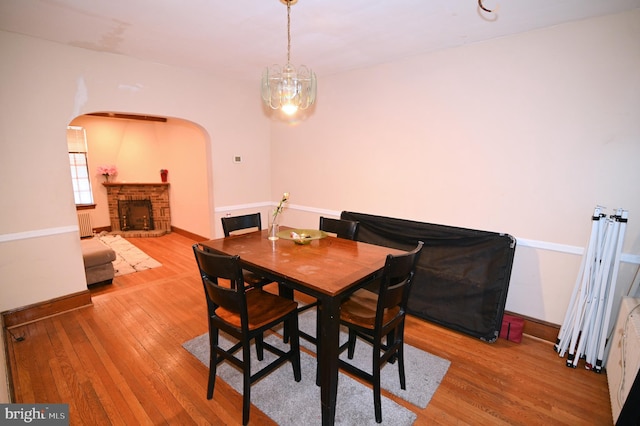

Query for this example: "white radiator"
[77,212,93,238]
[607,297,640,424]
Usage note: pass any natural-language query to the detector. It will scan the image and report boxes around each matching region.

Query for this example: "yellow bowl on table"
[276,229,328,245]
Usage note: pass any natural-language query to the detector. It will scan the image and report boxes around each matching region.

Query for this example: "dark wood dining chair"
[192,244,302,426]
[220,213,273,289]
[337,241,424,423]
[319,216,359,240]
[221,213,262,236]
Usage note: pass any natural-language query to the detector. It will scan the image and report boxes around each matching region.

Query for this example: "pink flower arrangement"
[97,165,117,180]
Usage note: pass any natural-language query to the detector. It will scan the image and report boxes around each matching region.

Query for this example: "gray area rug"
[97,233,162,276]
[294,308,451,409]
[183,308,450,425]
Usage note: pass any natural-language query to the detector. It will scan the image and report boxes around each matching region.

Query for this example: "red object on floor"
[500,314,524,343]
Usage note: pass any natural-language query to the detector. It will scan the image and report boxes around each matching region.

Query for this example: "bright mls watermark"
[1,404,68,425]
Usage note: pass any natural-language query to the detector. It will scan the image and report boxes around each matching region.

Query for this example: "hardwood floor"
[5,232,613,425]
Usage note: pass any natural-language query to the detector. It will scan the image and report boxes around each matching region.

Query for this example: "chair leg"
[255,334,264,361]
[347,329,357,359]
[242,342,252,425]
[373,349,383,423]
[398,343,406,390]
[207,330,219,399]
[387,330,397,364]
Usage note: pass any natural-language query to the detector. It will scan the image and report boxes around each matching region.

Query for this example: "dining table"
[200,227,405,426]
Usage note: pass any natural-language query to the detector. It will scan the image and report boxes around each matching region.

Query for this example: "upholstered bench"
[80,238,116,286]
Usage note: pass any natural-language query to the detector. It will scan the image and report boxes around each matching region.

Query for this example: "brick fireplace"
[103,183,171,237]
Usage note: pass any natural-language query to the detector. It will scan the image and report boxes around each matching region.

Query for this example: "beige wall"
[270,10,640,323]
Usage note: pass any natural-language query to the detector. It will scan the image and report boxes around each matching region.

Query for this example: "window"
[67,126,94,206]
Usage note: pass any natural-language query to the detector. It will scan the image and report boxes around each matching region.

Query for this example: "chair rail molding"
[216,203,640,265]
[0,225,79,243]
[215,201,340,218]
[516,237,640,265]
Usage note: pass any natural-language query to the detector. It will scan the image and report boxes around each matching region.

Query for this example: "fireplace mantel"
[103,182,169,187]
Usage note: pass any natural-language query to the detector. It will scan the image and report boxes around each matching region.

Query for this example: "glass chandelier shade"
[262,63,316,115]
[261,0,317,115]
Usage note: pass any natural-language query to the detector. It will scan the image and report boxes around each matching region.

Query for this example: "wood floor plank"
[75,313,153,425]
[5,232,613,425]
[53,317,113,418]
[46,318,111,425]
[91,299,172,424]
[97,297,190,424]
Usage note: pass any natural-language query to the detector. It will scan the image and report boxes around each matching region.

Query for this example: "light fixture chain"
[286,0,291,63]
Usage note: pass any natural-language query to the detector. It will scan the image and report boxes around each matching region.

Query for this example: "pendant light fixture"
[261,0,317,115]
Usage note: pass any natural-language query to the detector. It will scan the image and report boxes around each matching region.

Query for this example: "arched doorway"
[69,112,211,239]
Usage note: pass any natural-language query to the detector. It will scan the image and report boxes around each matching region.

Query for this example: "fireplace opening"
[118,199,154,231]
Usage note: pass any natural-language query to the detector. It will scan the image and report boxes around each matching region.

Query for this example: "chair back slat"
[221,213,262,237]
[380,272,413,310]
[319,217,359,240]
[376,242,424,324]
[203,276,244,315]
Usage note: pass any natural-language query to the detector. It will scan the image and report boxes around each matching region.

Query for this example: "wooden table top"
[201,229,405,297]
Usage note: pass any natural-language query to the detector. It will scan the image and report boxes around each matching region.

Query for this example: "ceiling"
[1,0,638,81]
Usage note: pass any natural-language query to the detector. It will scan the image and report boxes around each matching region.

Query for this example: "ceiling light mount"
[261,0,316,115]
[478,0,499,13]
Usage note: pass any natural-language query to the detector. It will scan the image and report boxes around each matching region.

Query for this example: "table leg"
[318,297,340,426]
[279,283,294,343]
